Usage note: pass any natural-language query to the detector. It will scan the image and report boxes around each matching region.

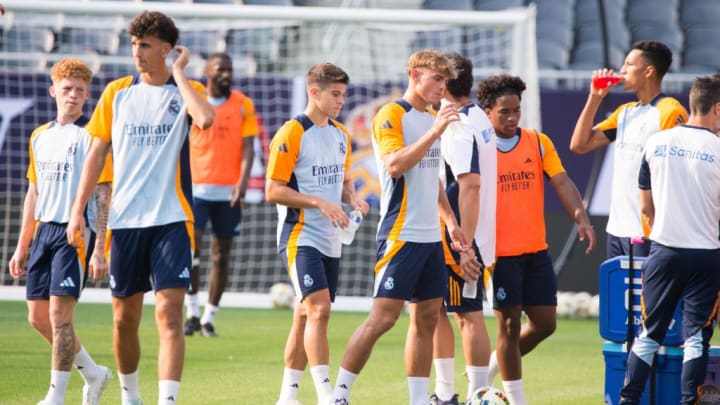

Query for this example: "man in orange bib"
[185,53,259,337]
[478,75,596,405]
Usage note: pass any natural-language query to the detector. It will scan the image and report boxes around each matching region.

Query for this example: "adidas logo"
[122,386,129,391]
[322,378,330,383]
[278,143,288,152]
[166,395,175,401]
[290,383,299,389]
[382,119,392,129]
[339,384,348,390]
[524,157,532,164]
[59,277,76,288]
[179,267,190,279]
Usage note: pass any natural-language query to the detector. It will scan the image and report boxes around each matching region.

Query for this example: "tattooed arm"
[89,182,111,282]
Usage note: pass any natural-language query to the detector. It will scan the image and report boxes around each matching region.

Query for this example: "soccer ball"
[468,386,510,405]
[269,282,295,309]
[556,291,578,318]
[574,291,593,318]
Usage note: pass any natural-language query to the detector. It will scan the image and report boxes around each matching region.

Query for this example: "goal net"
[0,0,538,299]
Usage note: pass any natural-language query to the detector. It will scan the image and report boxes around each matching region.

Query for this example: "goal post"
[0,1,539,301]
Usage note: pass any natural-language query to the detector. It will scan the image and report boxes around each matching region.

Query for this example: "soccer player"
[620,75,720,405]
[330,49,470,405]
[430,53,495,405]
[184,52,259,338]
[66,11,215,405]
[266,63,368,405]
[8,58,112,405]
[569,40,687,258]
[478,75,595,405]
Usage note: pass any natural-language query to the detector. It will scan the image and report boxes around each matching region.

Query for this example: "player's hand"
[577,222,596,255]
[590,68,620,97]
[446,223,469,253]
[172,45,190,71]
[88,251,108,282]
[0,4,5,16]
[318,200,349,228]
[66,211,86,248]
[8,249,27,279]
[459,250,482,283]
[432,100,460,136]
[351,198,369,217]
[229,184,246,208]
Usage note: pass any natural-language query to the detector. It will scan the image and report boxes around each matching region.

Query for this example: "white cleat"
[82,366,113,405]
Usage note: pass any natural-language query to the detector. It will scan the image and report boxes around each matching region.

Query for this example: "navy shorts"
[108,221,193,297]
[374,240,446,302]
[193,197,242,238]
[641,242,720,343]
[26,222,85,300]
[490,250,556,308]
[607,233,650,259]
[280,245,339,302]
[444,266,484,313]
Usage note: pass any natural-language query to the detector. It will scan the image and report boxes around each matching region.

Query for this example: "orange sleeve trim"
[372,103,405,156]
[538,132,566,177]
[657,98,688,130]
[266,120,302,183]
[86,76,134,143]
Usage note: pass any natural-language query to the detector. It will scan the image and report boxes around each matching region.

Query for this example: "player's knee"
[368,312,399,335]
[28,312,50,335]
[500,316,522,339]
[305,302,331,323]
[536,318,556,338]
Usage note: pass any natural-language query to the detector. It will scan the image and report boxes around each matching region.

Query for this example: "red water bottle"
[592,76,622,90]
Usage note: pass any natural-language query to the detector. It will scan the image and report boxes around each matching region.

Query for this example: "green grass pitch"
[0,299,629,404]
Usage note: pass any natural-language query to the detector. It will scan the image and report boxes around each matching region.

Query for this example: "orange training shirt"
[190,90,259,189]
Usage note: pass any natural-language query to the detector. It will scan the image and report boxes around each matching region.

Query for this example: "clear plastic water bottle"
[340,209,363,245]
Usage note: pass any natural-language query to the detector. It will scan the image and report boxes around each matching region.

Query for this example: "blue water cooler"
[598,255,720,404]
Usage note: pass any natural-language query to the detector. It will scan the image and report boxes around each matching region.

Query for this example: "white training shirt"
[598,95,687,237]
[639,125,720,249]
[441,103,497,267]
[372,99,442,243]
[28,118,93,224]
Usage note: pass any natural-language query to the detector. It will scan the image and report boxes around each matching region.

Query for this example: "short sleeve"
[596,102,633,142]
[371,102,405,156]
[443,122,479,177]
[266,120,303,183]
[657,97,688,130]
[86,76,133,144]
[538,132,566,178]
[638,153,651,190]
[241,95,260,138]
[97,146,113,184]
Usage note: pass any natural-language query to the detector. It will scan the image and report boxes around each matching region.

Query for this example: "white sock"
[502,379,527,405]
[407,376,430,405]
[201,303,218,325]
[465,365,489,399]
[158,380,180,405]
[487,351,499,386]
[45,370,71,403]
[186,294,200,318]
[73,345,102,383]
[433,358,455,400]
[119,370,141,401]
[333,367,358,401]
[278,368,304,401]
[310,364,332,402]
